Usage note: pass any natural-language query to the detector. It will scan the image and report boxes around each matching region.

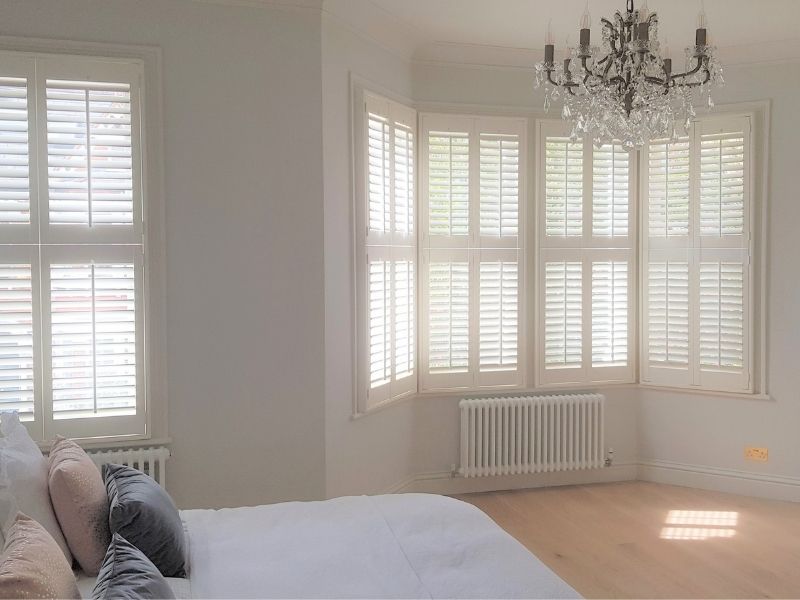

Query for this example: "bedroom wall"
[321,8,417,498]
[0,0,329,509]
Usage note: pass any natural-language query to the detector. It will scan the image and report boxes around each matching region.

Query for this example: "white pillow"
[0,411,72,563]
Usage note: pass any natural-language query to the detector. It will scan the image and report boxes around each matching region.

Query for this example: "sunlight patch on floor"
[660,510,739,540]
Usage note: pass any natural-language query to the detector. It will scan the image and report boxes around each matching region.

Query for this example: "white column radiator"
[459,394,605,478]
[87,446,170,487]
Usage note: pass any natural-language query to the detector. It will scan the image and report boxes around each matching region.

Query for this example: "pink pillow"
[0,512,80,599]
[48,437,110,576]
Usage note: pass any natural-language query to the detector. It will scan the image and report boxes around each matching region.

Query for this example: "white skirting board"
[638,459,800,503]
[386,462,638,495]
[384,461,800,502]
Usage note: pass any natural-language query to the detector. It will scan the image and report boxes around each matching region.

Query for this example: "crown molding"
[411,37,800,71]
[189,0,322,10]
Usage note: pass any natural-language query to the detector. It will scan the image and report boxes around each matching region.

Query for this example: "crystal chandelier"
[533,0,724,150]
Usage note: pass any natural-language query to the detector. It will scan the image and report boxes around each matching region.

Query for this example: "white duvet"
[181,493,579,599]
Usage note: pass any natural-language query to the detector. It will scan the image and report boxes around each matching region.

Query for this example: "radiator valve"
[604,448,614,467]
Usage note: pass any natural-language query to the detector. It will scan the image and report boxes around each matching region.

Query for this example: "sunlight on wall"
[660,510,739,540]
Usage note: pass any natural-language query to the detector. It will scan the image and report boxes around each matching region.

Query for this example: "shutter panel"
[45,80,134,227]
[648,137,690,238]
[545,136,583,237]
[393,259,414,380]
[428,132,469,237]
[699,260,744,370]
[0,263,35,419]
[50,262,137,419]
[479,259,518,372]
[0,77,31,226]
[394,123,414,236]
[699,131,745,237]
[543,260,582,370]
[647,260,689,366]
[368,259,391,389]
[591,260,628,367]
[479,133,519,238]
[367,112,391,235]
[428,260,469,374]
[592,143,629,238]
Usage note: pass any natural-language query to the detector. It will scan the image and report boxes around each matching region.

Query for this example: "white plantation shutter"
[592,144,629,237]
[0,76,31,229]
[479,134,519,238]
[545,136,583,237]
[0,254,38,422]
[543,259,582,371]
[427,259,469,374]
[0,53,147,441]
[648,137,690,238]
[421,114,524,390]
[642,115,752,392]
[537,121,633,385]
[428,131,469,237]
[358,93,417,409]
[478,258,518,373]
[591,260,629,367]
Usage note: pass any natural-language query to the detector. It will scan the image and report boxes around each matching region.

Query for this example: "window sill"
[353,382,770,419]
[37,436,171,453]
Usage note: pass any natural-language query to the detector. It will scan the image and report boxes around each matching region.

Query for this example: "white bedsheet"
[181,493,579,599]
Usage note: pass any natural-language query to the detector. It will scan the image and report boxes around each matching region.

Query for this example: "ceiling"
[324,0,800,68]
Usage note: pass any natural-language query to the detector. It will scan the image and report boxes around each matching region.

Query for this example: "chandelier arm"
[670,56,705,80]
[672,68,712,88]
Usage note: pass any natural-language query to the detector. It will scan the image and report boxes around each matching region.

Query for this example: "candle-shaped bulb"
[638,0,649,23]
[697,0,708,29]
[662,37,671,59]
[580,2,592,29]
[545,19,555,45]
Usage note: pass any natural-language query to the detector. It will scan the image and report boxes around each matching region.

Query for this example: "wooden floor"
[457,481,800,599]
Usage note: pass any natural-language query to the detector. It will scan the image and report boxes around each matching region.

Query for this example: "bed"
[77,492,577,599]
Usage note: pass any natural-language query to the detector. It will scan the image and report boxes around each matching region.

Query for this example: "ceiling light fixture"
[534,0,723,150]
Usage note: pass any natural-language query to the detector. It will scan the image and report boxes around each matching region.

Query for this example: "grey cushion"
[103,464,187,578]
[92,533,176,600]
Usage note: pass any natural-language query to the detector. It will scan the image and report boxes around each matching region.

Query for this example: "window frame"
[418,112,528,393]
[0,40,166,445]
[640,111,759,394]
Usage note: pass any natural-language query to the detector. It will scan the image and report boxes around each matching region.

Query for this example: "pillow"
[48,436,110,575]
[104,464,187,577]
[0,412,72,564]
[92,533,176,600]
[0,512,80,599]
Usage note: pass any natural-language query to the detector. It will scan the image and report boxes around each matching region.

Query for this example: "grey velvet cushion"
[103,464,187,578]
[92,533,176,600]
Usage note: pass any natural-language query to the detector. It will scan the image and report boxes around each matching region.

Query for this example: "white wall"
[321,9,417,498]
[0,0,328,509]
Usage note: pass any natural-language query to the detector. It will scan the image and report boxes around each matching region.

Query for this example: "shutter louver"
[0,264,35,418]
[648,137,690,237]
[647,261,689,365]
[428,261,469,373]
[46,80,133,226]
[368,259,391,389]
[394,260,414,379]
[0,77,30,225]
[545,137,583,237]
[592,261,628,367]
[428,132,469,237]
[592,143,629,237]
[479,260,518,371]
[394,124,414,236]
[480,134,519,237]
[50,262,136,419]
[700,132,745,237]
[699,261,744,370]
[544,261,582,369]
[367,113,390,234]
